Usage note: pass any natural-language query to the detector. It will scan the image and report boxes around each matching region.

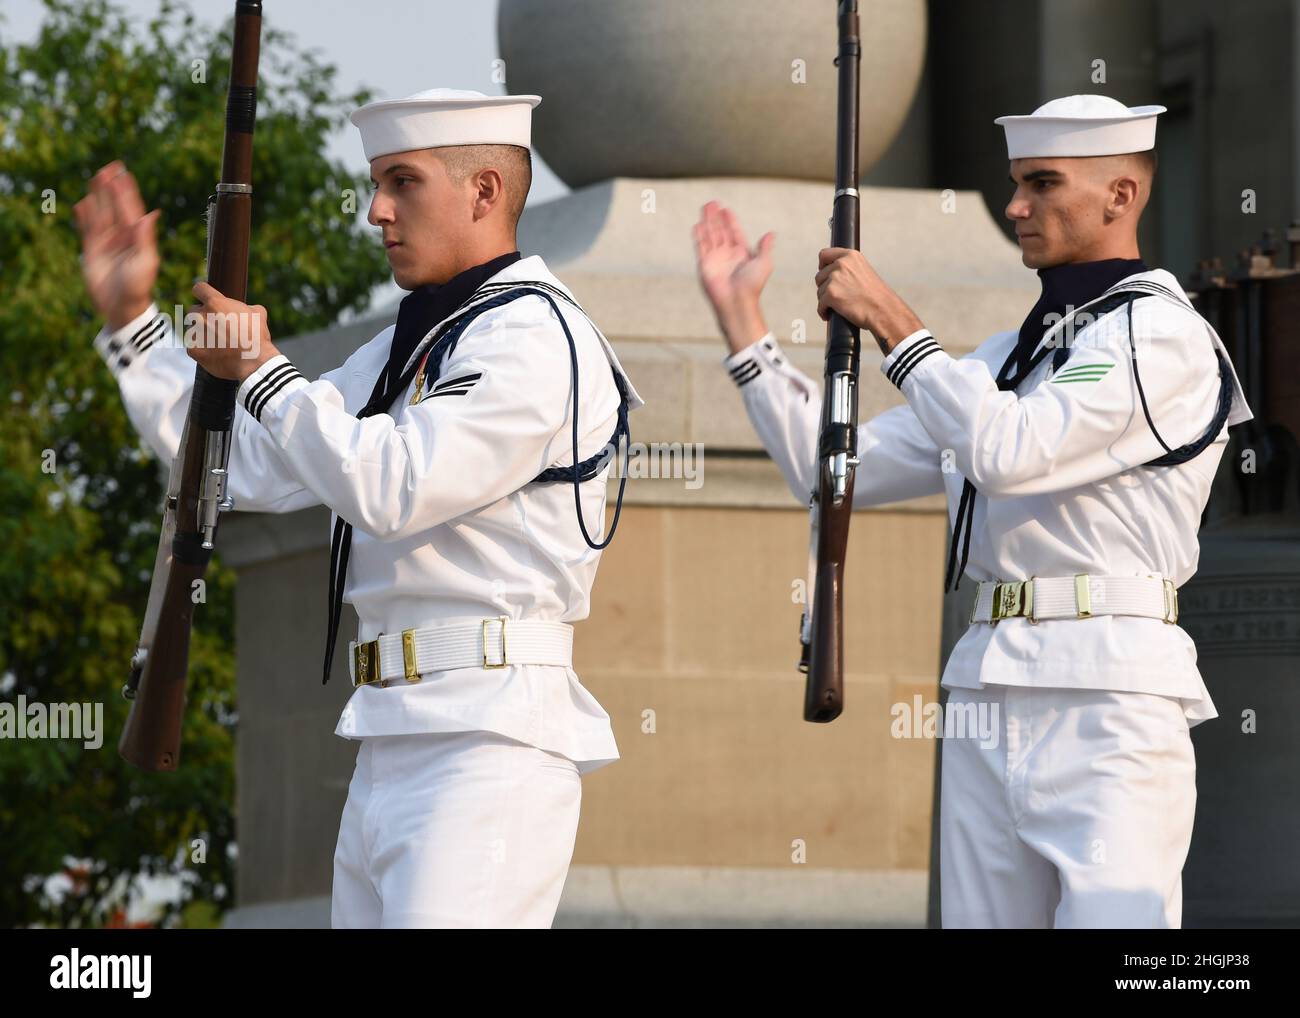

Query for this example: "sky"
[2,0,571,312]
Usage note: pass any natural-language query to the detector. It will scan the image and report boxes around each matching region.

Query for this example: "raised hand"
[73,161,161,330]
[692,201,774,354]
[693,200,775,309]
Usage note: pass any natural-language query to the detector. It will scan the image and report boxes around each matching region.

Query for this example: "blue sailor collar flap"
[1109,269,1252,427]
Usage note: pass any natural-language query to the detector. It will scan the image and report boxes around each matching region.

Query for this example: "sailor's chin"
[1018,245,1052,269]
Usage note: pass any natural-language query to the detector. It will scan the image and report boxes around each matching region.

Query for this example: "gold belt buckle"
[989,580,1029,623]
[352,635,384,687]
[482,616,509,668]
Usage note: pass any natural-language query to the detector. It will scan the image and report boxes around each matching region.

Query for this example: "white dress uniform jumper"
[722,95,1252,928]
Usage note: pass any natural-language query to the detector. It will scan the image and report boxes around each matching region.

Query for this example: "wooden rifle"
[799,0,861,723]
[119,1,264,771]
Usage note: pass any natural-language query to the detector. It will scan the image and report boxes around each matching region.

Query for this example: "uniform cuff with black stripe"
[722,331,783,388]
[880,329,943,390]
[93,303,168,376]
[237,354,309,424]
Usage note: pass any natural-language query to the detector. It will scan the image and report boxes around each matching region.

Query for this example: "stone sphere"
[498,0,927,188]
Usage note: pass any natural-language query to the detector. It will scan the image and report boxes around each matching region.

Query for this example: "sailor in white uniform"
[694,95,1252,928]
[78,88,643,928]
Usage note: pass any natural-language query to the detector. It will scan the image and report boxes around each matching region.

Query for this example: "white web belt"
[969,574,1179,625]
[349,617,574,687]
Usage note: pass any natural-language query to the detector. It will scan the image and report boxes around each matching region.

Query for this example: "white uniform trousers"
[331,730,582,928]
[940,683,1197,929]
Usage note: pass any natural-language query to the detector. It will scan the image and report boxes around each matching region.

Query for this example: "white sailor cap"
[349,88,542,162]
[995,94,1166,160]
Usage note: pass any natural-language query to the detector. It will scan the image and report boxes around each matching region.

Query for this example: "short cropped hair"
[1132,148,1157,180]
[434,144,532,229]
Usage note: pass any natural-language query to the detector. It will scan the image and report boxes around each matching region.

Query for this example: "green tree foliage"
[0,0,388,926]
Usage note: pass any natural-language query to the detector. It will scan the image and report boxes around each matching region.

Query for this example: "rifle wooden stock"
[119,0,263,771]
[802,0,861,723]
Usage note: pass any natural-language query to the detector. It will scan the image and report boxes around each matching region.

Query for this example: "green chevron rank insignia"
[1051,361,1115,384]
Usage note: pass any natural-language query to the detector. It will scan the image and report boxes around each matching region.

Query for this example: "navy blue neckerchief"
[381,251,523,408]
[1012,258,1147,377]
[322,279,631,684]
